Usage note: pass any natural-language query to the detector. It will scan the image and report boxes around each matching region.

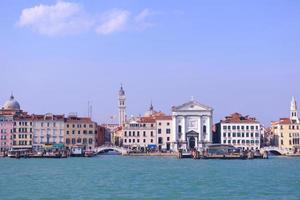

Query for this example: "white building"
[122,104,173,151]
[32,113,65,150]
[220,113,261,151]
[171,100,213,151]
[156,116,172,151]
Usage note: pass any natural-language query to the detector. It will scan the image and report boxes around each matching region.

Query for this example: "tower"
[290,96,299,123]
[118,85,126,126]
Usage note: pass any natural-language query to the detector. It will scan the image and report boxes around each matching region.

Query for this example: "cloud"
[96,9,130,35]
[134,9,154,30]
[17,1,92,36]
[17,1,156,36]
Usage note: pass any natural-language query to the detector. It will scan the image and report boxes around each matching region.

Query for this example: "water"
[0,156,300,200]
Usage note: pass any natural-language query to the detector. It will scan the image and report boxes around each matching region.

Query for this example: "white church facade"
[171,100,213,151]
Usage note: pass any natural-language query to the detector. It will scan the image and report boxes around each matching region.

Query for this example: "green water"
[0,156,299,200]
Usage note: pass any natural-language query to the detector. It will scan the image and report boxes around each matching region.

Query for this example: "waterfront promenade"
[0,156,299,200]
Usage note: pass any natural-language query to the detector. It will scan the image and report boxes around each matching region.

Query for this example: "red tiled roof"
[221,113,259,124]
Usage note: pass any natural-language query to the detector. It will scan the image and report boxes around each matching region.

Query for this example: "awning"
[147,144,157,149]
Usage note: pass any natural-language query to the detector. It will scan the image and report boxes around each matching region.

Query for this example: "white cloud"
[17,1,92,36]
[135,9,155,30]
[17,1,156,36]
[96,9,130,35]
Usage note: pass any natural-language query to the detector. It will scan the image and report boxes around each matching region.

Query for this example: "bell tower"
[118,85,126,126]
[290,96,299,123]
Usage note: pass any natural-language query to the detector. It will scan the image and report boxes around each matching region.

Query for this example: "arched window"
[203,125,207,133]
[178,125,182,133]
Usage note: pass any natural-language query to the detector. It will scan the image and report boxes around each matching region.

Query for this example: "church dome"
[3,95,21,110]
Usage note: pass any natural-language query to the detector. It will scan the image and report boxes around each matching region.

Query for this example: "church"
[171,99,213,151]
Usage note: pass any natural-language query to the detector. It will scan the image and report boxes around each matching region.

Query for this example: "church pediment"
[186,130,199,137]
[172,100,213,112]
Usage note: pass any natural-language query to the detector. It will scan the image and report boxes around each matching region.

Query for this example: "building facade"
[272,97,300,153]
[32,113,65,150]
[65,115,97,151]
[0,116,13,152]
[123,116,157,151]
[219,113,261,151]
[171,100,213,151]
[12,114,33,150]
[156,116,172,151]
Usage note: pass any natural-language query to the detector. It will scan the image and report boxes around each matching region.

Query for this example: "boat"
[71,146,84,157]
[84,151,95,157]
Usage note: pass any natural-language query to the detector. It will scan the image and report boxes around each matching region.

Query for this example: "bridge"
[261,146,292,155]
[94,145,129,155]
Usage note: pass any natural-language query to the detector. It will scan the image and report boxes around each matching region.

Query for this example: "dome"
[3,95,21,110]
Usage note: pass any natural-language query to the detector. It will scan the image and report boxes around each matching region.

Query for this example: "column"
[172,116,177,151]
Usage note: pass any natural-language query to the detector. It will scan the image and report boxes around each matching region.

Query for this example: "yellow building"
[272,97,300,153]
[65,115,97,151]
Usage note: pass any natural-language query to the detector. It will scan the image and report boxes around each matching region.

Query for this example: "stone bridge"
[261,146,291,155]
[94,145,129,155]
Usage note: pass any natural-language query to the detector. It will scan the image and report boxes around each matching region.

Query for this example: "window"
[203,125,207,133]
[124,139,127,143]
[137,131,140,137]
[178,125,182,133]
[77,138,81,143]
[89,139,93,144]
[158,129,162,134]
[72,138,76,144]
[166,129,171,134]
[158,137,163,144]
[223,126,227,130]
[167,137,170,141]
[124,131,127,137]
[151,131,154,137]
[232,126,236,130]
[143,139,146,143]
[133,139,135,143]
[158,122,162,126]
[143,131,146,137]
[151,139,153,143]
[167,122,170,126]
[233,133,236,137]
[83,138,87,144]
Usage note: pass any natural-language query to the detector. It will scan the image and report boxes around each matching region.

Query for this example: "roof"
[65,116,93,123]
[272,118,300,125]
[172,100,213,112]
[221,113,259,124]
[32,114,65,121]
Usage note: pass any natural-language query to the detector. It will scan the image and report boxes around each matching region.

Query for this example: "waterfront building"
[218,113,261,151]
[171,99,213,151]
[0,116,13,152]
[272,97,300,153]
[111,126,123,146]
[95,125,105,147]
[122,104,173,151]
[32,113,65,151]
[12,114,33,150]
[65,115,97,151]
[156,115,172,151]
[118,85,126,126]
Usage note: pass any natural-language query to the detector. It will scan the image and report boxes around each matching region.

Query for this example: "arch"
[267,150,282,156]
[94,145,129,155]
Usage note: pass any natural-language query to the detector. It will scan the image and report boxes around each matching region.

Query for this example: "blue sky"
[0,0,300,125]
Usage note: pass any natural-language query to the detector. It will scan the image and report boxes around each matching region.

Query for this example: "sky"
[0,0,300,126]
